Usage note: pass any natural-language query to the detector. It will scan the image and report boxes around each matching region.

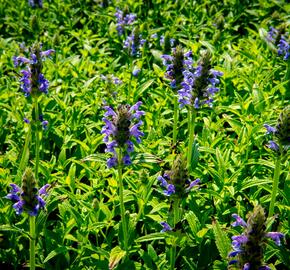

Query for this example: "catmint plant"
[229,206,284,270]
[6,168,50,270]
[115,8,136,35]
[123,27,146,57]
[13,43,54,181]
[267,26,289,61]
[264,105,289,216]
[28,0,43,8]
[101,102,144,253]
[158,154,200,270]
[161,45,193,145]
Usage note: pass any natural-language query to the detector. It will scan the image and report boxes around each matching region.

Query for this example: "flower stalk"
[117,148,128,253]
[268,156,282,217]
[29,215,36,270]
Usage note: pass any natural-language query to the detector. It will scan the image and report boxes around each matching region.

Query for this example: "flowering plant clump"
[5,168,50,216]
[123,27,146,57]
[178,51,223,108]
[115,8,136,35]
[101,102,145,168]
[28,0,43,8]
[228,206,284,270]
[161,45,193,89]
[267,27,289,60]
[13,44,54,97]
[157,155,200,197]
[264,105,290,153]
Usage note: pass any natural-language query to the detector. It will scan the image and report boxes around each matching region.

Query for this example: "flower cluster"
[178,51,223,108]
[267,27,289,60]
[115,8,136,35]
[5,168,50,216]
[157,155,200,197]
[100,74,122,85]
[123,27,146,57]
[23,114,49,130]
[161,46,192,89]
[229,206,284,269]
[264,105,290,153]
[13,44,54,97]
[28,0,43,8]
[101,102,145,168]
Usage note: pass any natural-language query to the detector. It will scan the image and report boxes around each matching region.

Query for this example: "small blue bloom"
[265,232,284,246]
[231,214,247,227]
[160,222,172,232]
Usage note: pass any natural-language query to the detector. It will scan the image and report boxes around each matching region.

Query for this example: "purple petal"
[39,184,50,196]
[231,214,247,228]
[265,232,284,246]
[160,221,172,232]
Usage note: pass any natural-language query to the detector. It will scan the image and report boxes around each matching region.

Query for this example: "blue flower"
[160,222,172,232]
[123,28,146,57]
[5,183,50,216]
[101,102,145,168]
[115,8,136,35]
[13,44,54,97]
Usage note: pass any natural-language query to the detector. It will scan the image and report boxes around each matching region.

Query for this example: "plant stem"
[285,61,290,100]
[169,198,179,270]
[268,156,282,217]
[34,98,40,181]
[19,124,32,174]
[29,215,36,270]
[187,107,196,171]
[117,149,128,252]
[173,95,178,145]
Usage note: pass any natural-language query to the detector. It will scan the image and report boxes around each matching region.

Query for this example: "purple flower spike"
[232,214,247,227]
[102,102,144,168]
[265,232,284,246]
[160,222,172,232]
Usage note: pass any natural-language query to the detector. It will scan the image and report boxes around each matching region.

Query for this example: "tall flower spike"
[123,27,146,57]
[13,43,54,97]
[228,205,284,269]
[157,154,200,198]
[264,105,290,153]
[161,45,191,89]
[267,26,289,60]
[5,168,50,216]
[115,8,137,35]
[101,102,145,168]
[178,51,223,108]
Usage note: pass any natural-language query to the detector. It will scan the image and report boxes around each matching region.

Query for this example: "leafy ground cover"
[0,0,289,269]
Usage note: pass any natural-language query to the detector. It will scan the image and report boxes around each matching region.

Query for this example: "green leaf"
[43,246,68,263]
[136,232,166,242]
[108,246,126,270]
[212,219,231,259]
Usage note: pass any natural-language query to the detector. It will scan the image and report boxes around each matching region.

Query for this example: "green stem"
[169,198,179,270]
[173,96,178,145]
[169,245,176,270]
[19,124,32,173]
[117,149,128,252]
[29,215,36,270]
[285,61,290,100]
[34,98,40,181]
[187,107,196,171]
[268,156,282,217]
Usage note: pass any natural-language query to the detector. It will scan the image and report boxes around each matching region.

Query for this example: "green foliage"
[0,0,289,269]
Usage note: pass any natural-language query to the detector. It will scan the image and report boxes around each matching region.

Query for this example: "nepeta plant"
[101,102,144,254]
[229,206,284,270]
[264,105,289,216]
[158,154,200,270]
[115,8,136,35]
[6,168,50,270]
[123,27,146,57]
[102,102,145,168]
[267,27,289,60]
[178,51,223,109]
